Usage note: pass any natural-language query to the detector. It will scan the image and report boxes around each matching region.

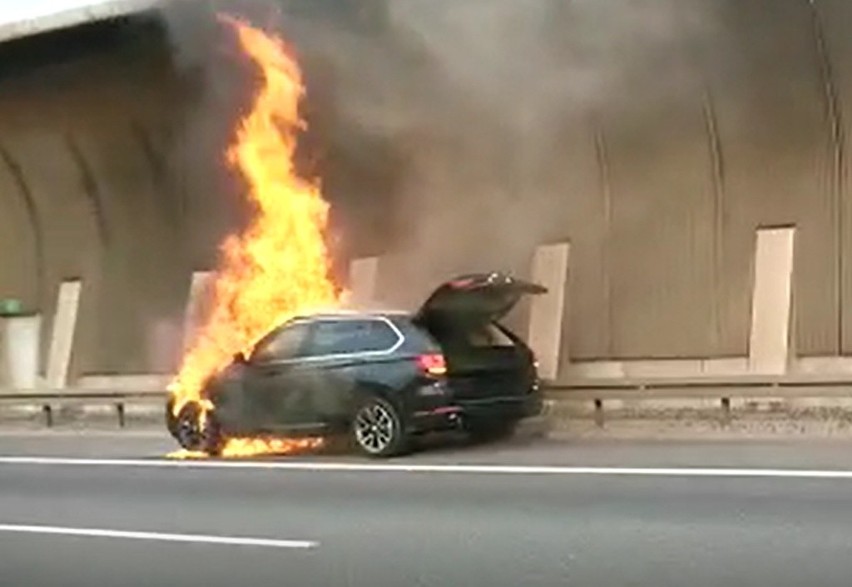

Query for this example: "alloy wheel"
[176,411,202,450]
[354,401,397,455]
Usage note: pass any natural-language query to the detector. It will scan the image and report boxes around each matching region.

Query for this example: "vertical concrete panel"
[183,271,215,353]
[349,257,379,307]
[749,227,796,374]
[0,316,41,389]
[46,280,81,388]
[527,242,569,380]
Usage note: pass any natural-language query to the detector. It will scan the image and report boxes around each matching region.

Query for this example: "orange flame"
[220,436,325,458]
[167,16,342,456]
[167,437,324,460]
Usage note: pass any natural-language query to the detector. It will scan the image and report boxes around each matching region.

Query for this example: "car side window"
[250,322,310,363]
[308,319,399,357]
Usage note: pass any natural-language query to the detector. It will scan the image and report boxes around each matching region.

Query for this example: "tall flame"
[167,16,342,455]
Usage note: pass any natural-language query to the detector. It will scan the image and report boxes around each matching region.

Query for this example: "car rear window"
[308,319,400,356]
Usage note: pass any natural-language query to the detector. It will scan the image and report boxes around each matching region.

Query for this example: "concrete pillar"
[0,315,41,389]
[527,242,570,381]
[46,280,82,388]
[183,271,215,352]
[749,226,796,374]
[349,257,380,307]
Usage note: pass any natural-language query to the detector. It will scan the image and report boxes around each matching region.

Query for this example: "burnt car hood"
[415,272,547,328]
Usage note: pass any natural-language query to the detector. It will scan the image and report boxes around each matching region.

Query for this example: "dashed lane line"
[0,523,317,549]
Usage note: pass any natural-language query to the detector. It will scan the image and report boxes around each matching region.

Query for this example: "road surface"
[3,432,852,586]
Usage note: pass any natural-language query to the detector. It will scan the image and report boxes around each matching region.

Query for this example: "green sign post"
[0,299,24,317]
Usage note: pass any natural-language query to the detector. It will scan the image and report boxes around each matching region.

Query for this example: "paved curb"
[543,398,852,439]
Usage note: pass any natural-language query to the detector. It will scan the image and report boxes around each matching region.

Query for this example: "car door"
[242,321,313,433]
[300,318,404,426]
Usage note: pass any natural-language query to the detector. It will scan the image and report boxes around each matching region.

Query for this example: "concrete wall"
[1,2,852,379]
[0,16,201,376]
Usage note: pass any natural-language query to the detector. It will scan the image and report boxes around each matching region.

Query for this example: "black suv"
[167,273,546,457]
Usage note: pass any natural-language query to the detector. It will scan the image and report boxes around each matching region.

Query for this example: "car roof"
[290,309,411,322]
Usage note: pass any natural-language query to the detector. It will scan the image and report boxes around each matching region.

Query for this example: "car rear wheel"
[351,396,408,458]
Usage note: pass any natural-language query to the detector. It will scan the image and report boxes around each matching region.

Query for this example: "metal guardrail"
[0,388,165,428]
[548,373,852,391]
[543,375,852,428]
[3,374,852,430]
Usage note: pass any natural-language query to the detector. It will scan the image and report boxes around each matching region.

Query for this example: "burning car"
[166,272,546,457]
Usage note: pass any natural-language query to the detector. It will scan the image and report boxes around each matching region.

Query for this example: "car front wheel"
[174,402,224,456]
[351,396,408,458]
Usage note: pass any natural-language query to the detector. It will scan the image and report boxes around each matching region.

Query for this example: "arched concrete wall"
[0,147,41,305]
[2,2,852,377]
[0,15,217,376]
[326,0,852,363]
[583,0,852,361]
[332,0,852,363]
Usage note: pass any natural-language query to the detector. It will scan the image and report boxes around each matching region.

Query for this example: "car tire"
[463,417,518,444]
[174,402,224,455]
[351,395,409,458]
[202,414,224,457]
[174,402,203,450]
[165,397,179,439]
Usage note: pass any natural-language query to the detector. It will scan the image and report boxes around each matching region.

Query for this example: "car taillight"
[417,353,447,377]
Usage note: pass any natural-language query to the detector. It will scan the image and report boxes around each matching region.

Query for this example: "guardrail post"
[115,402,125,428]
[720,397,731,427]
[594,398,604,428]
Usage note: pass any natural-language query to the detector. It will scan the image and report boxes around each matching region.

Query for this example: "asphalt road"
[4,433,852,586]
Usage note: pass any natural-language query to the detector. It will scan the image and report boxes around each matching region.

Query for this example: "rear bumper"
[406,381,543,433]
[458,391,543,422]
[409,405,463,433]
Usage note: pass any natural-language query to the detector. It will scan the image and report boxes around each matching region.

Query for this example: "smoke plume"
[158,0,719,312]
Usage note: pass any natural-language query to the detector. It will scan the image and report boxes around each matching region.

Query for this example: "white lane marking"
[0,524,317,549]
[2,456,852,479]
